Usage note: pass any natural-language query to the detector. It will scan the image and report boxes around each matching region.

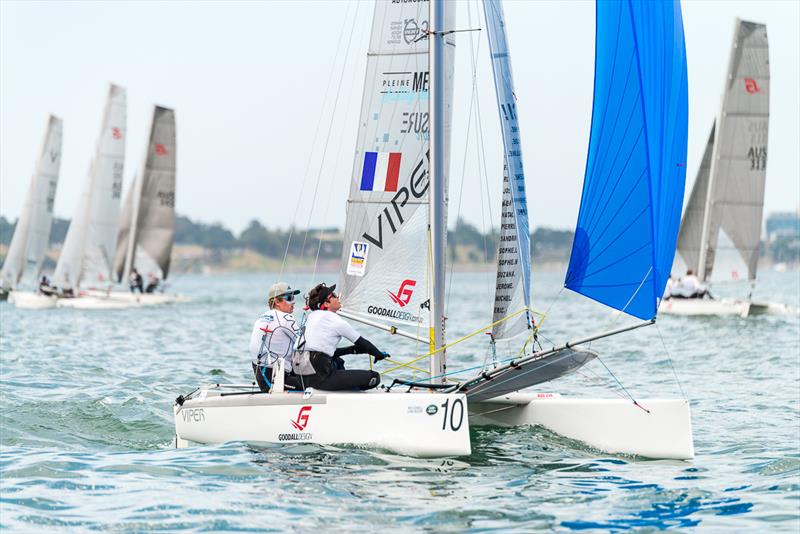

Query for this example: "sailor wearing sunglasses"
[250,282,304,392]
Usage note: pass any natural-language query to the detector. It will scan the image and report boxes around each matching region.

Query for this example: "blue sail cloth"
[565,0,688,320]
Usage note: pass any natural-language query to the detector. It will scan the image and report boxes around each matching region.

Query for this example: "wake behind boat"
[175,0,693,459]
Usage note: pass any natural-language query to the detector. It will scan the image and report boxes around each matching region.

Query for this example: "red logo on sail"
[290,406,312,430]
[388,279,416,307]
[155,143,168,156]
[744,78,760,94]
[112,127,122,139]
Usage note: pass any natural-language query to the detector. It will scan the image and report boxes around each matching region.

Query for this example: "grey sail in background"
[54,84,127,289]
[676,122,715,275]
[114,106,177,282]
[684,20,769,283]
[1,115,63,288]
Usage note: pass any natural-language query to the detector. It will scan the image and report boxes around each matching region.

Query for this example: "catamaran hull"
[470,393,694,460]
[9,291,58,309]
[174,387,471,458]
[660,298,795,317]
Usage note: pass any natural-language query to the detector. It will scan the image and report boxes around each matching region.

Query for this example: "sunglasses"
[326,293,338,301]
[278,294,295,303]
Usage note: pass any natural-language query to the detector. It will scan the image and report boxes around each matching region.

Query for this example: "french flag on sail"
[360,151,401,192]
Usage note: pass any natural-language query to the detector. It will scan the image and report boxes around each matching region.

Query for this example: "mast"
[429,0,447,383]
[121,171,143,284]
[697,19,740,282]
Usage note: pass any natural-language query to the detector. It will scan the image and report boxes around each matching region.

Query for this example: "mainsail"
[338,1,455,335]
[485,0,532,341]
[679,20,769,282]
[53,84,126,289]
[113,106,177,282]
[0,115,63,288]
[565,0,688,320]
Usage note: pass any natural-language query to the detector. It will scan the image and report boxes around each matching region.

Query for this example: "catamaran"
[661,19,791,317]
[174,0,694,459]
[3,115,63,306]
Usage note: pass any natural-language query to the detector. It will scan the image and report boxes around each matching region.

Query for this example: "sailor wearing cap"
[297,282,389,391]
[250,282,304,391]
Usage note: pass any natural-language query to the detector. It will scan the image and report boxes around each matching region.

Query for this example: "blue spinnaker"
[565,0,688,320]
[484,0,533,340]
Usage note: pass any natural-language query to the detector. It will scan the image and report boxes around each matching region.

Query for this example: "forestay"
[484,0,532,341]
[339,1,455,333]
[682,20,769,283]
[565,0,688,320]
[114,106,177,282]
[54,84,127,289]
[0,115,63,288]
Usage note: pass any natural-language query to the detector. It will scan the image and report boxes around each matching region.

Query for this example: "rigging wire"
[297,3,361,272]
[655,321,687,399]
[310,2,363,281]
[446,0,484,307]
[280,1,355,281]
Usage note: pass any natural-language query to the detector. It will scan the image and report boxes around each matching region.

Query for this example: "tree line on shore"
[0,215,575,263]
[1,214,796,264]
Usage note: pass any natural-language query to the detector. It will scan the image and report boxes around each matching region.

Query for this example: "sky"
[1,0,798,236]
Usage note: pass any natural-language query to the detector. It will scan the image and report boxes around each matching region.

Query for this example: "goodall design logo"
[290,406,312,430]
[387,279,416,307]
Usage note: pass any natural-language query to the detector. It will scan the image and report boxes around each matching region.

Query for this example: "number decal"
[440,398,464,432]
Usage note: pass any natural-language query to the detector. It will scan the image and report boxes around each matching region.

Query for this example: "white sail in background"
[681,20,769,283]
[339,1,455,332]
[113,106,177,282]
[1,115,63,288]
[53,84,126,289]
[485,0,533,341]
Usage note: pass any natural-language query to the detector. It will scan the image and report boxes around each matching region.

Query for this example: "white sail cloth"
[485,0,533,341]
[1,115,63,288]
[338,1,455,332]
[54,84,127,289]
[113,106,177,282]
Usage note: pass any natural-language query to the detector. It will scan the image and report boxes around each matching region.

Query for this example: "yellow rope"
[380,307,545,376]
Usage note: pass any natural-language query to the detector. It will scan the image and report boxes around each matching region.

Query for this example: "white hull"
[660,297,796,317]
[9,291,58,309]
[174,385,693,460]
[174,385,471,457]
[83,289,190,306]
[56,295,143,310]
[470,393,694,460]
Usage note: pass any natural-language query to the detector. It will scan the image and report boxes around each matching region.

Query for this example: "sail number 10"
[440,398,464,432]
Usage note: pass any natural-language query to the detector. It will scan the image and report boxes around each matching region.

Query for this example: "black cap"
[308,283,337,310]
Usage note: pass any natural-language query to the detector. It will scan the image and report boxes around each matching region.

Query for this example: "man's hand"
[373,351,391,363]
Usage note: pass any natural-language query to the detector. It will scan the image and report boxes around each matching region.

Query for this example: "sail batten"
[566,0,688,320]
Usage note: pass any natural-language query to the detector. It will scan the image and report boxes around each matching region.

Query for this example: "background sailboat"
[44,83,127,309]
[3,115,63,306]
[105,105,186,306]
[663,19,791,316]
